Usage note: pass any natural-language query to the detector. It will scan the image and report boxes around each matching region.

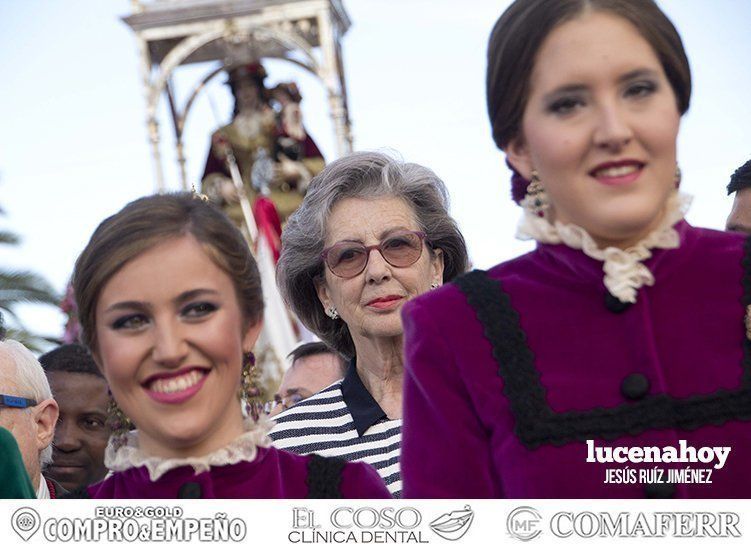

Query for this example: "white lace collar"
[104,416,274,482]
[516,192,692,304]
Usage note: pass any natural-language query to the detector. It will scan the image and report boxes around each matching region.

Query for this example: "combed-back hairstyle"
[39,344,102,378]
[277,151,469,359]
[288,341,347,375]
[73,193,263,352]
[487,0,692,152]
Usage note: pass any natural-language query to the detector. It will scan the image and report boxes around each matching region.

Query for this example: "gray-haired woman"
[269,151,468,497]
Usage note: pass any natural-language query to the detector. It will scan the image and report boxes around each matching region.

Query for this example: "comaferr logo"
[504,508,742,540]
[549,512,742,538]
[429,506,474,541]
[507,507,542,542]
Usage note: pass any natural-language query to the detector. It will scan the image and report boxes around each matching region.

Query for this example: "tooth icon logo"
[11,507,41,542]
[429,505,474,541]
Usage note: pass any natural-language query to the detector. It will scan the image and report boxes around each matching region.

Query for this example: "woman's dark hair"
[727,159,751,195]
[487,0,692,151]
[73,193,263,352]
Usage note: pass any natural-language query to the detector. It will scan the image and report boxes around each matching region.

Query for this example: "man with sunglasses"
[0,338,60,497]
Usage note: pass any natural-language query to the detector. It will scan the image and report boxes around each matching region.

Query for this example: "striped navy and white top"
[268,361,402,497]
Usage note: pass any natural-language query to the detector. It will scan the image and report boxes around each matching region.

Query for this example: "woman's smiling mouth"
[589,160,645,186]
[142,368,210,404]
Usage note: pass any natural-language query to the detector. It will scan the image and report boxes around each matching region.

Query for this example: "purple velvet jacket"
[87,446,390,499]
[401,222,751,498]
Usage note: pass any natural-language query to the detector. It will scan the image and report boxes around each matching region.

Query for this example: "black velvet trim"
[306,454,345,498]
[454,239,751,449]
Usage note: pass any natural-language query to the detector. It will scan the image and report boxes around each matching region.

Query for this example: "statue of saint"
[201,63,324,226]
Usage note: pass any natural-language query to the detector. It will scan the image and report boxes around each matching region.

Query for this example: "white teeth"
[149,369,204,395]
[595,165,640,177]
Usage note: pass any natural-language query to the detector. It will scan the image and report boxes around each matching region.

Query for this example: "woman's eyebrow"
[103,300,150,314]
[174,288,219,305]
[542,84,588,103]
[329,226,412,245]
[378,226,412,238]
[618,68,660,83]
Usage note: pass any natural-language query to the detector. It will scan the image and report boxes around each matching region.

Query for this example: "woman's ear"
[504,135,534,180]
[314,276,334,314]
[241,319,264,355]
[430,248,445,287]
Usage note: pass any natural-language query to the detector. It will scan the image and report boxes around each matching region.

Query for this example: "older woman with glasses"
[270,151,469,497]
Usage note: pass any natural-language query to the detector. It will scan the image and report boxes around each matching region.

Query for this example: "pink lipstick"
[142,367,209,405]
[589,160,644,186]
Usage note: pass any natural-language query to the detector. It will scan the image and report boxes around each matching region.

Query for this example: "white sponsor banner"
[0,500,748,543]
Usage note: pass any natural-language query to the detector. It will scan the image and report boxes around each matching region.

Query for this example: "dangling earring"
[106,391,133,450]
[674,165,682,188]
[430,282,439,290]
[241,352,263,421]
[521,170,550,218]
[326,307,340,320]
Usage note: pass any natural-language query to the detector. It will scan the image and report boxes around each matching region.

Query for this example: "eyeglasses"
[264,392,305,415]
[0,394,38,409]
[321,230,427,279]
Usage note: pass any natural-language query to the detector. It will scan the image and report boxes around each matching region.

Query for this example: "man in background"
[0,338,60,497]
[726,159,751,233]
[269,342,346,416]
[40,344,110,491]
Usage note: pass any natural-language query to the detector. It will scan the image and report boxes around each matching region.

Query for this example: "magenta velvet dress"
[87,446,390,499]
[401,222,751,498]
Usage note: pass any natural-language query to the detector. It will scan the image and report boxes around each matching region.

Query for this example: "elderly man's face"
[727,188,751,234]
[0,350,58,490]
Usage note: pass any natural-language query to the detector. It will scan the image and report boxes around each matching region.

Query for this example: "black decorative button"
[604,292,633,313]
[621,373,650,400]
[178,482,202,499]
[644,482,676,499]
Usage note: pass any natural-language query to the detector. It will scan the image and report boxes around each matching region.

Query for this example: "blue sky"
[1,0,750,339]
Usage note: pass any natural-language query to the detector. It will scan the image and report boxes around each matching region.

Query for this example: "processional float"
[121,0,354,396]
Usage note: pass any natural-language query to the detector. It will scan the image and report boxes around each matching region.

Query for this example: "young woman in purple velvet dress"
[401,0,751,498]
[66,193,389,499]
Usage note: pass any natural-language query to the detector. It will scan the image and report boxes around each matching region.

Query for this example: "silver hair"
[277,151,469,359]
[0,339,54,466]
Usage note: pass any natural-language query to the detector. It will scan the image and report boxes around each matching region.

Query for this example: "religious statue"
[201,63,325,227]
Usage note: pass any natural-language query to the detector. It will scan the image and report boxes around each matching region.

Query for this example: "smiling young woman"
[400,0,751,499]
[65,193,389,499]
